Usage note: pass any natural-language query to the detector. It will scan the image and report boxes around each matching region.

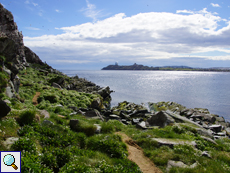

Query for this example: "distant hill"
[102,63,230,72]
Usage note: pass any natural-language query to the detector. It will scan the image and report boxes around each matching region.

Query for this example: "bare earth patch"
[116,132,162,173]
[32,92,41,106]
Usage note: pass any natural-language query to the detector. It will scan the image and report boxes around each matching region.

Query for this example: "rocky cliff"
[0,3,45,70]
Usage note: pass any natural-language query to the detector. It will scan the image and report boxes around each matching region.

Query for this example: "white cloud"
[176,10,194,14]
[32,2,38,7]
[24,8,230,66]
[81,0,103,22]
[211,3,220,7]
[55,9,61,13]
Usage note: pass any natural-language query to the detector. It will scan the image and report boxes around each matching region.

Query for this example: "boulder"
[209,125,222,133]
[97,86,112,99]
[136,121,148,129]
[0,100,11,118]
[90,97,102,109]
[85,109,104,121]
[94,124,101,134]
[147,111,175,128]
[38,110,50,118]
[151,138,197,148]
[52,82,62,89]
[24,46,44,65]
[109,114,120,120]
[2,137,19,149]
[167,160,198,172]
[215,116,225,123]
[42,120,54,126]
[202,151,211,158]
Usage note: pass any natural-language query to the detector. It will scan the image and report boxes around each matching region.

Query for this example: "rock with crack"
[147,111,175,128]
[2,137,19,149]
[166,160,198,172]
[151,138,197,148]
[0,100,11,118]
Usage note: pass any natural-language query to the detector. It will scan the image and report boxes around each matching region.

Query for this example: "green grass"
[1,65,230,173]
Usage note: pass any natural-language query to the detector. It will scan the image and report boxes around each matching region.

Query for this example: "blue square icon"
[0,151,21,173]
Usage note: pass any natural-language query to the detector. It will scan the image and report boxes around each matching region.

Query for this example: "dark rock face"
[0,100,11,118]
[24,46,44,65]
[0,4,27,67]
[147,111,175,128]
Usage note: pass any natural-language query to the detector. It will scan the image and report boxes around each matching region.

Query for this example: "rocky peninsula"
[102,63,230,72]
[1,4,230,173]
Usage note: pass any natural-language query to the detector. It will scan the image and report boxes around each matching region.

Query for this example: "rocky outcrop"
[0,3,28,68]
[147,111,175,127]
[0,100,11,118]
[24,46,44,65]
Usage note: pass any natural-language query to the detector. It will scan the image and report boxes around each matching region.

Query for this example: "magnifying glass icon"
[3,154,18,170]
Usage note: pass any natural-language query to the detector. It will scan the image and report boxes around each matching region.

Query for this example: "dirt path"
[32,92,41,106]
[116,132,162,173]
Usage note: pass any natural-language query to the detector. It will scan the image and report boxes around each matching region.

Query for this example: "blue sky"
[1,0,230,70]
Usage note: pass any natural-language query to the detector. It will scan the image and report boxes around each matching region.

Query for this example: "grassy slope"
[0,65,230,173]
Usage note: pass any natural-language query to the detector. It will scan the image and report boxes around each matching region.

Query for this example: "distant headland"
[102,63,230,72]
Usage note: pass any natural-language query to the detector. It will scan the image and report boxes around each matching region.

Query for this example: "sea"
[61,70,230,122]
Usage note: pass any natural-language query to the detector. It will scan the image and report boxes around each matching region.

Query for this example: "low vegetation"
[1,64,230,173]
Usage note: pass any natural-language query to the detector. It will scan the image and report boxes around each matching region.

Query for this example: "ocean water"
[62,70,230,121]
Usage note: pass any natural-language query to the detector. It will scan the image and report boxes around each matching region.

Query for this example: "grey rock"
[217,132,226,136]
[202,151,211,158]
[69,112,78,116]
[97,86,112,99]
[3,99,11,104]
[24,46,44,65]
[5,86,14,98]
[201,136,217,145]
[136,121,147,129]
[13,75,20,93]
[85,109,104,121]
[151,138,197,148]
[42,120,54,126]
[147,111,175,128]
[0,100,11,118]
[167,160,198,172]
[196,128,214,138]
[109,114,120,120]
[52,82,62,89]
[38,110,50,118]
[209,125,222,133]
[2,137,19,149]
[91,97,102,109]
[94,124,101,134]
[132,118,142,124]
[216,116,225,123]
[202,114,216,124]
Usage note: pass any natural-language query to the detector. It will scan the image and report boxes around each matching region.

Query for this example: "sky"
[1,0,230,70]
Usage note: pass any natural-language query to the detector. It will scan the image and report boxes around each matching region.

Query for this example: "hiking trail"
[116,132,162,173]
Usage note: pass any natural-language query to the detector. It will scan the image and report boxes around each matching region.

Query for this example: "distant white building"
[115,62,118,66]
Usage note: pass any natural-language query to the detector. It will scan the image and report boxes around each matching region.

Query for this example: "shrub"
[41,147,72,172]
[87,135,128,159]
[73,120,97,136]
[21,152,53,173]
[18,109,36,126]
[101,122,115,133]
[11,137,37,154]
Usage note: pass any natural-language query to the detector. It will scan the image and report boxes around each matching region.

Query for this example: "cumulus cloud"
[24,8,230,66]
[211,3,220,7]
